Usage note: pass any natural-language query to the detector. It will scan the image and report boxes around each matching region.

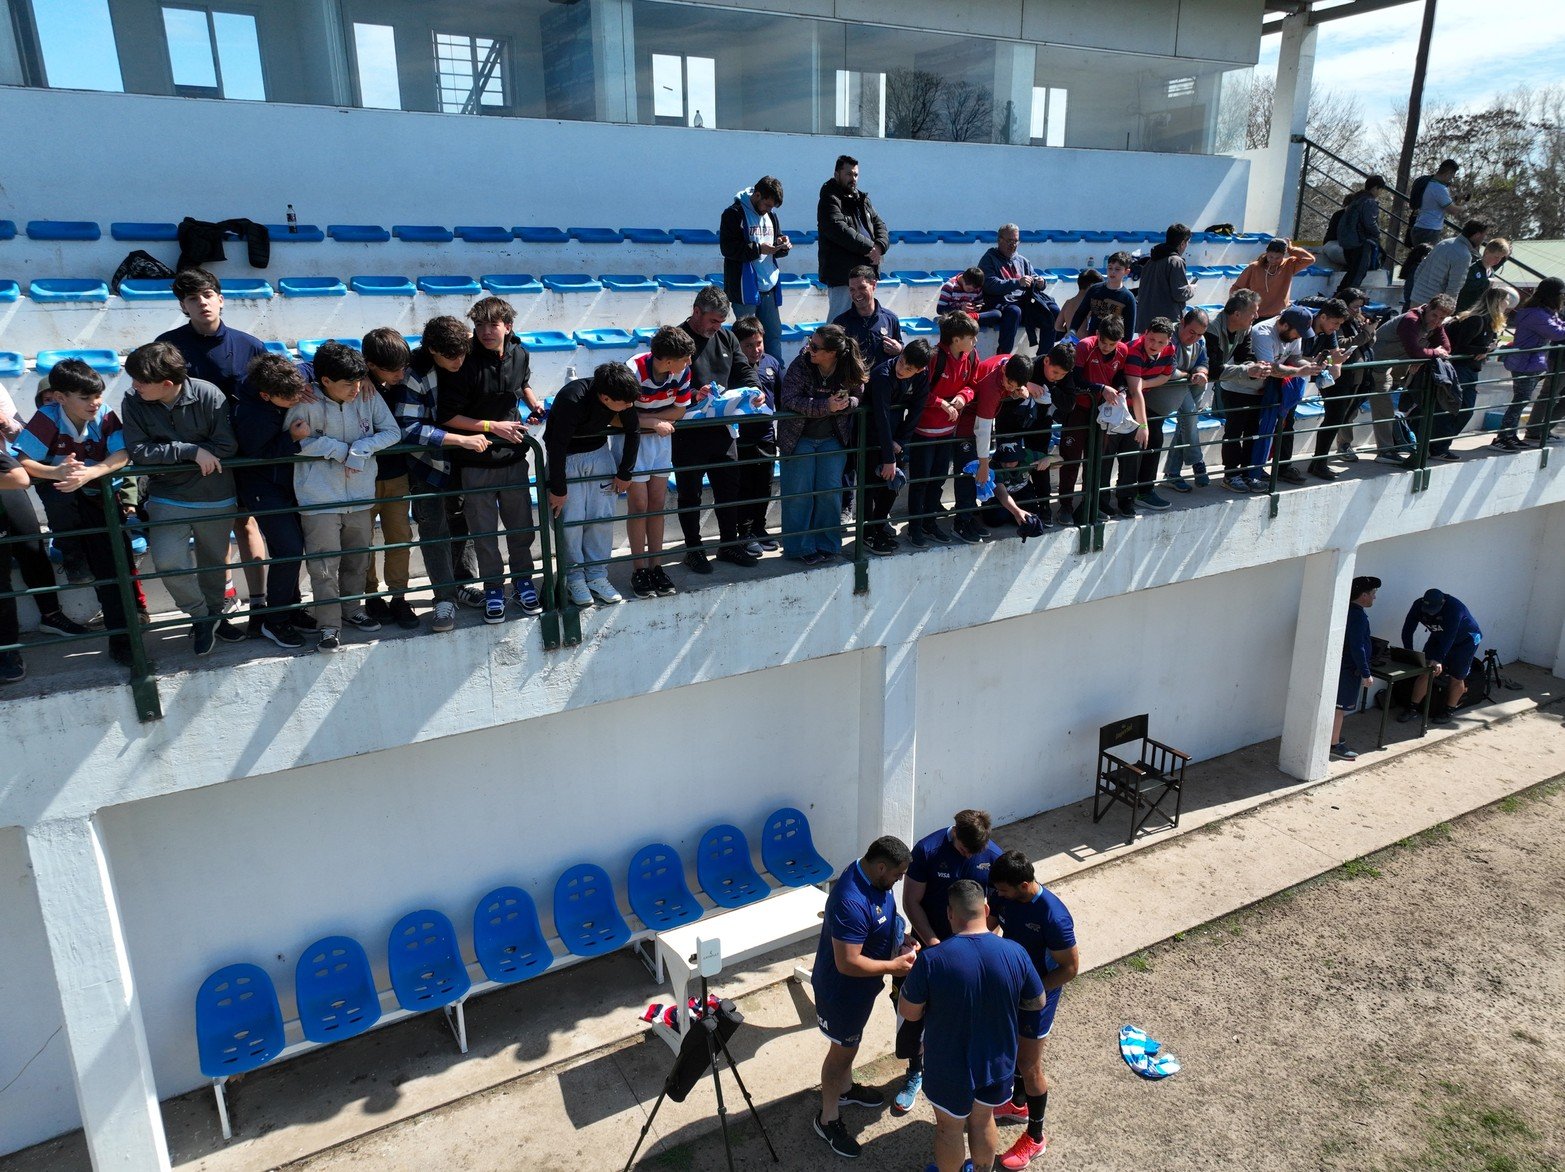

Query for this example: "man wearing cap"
[1400,588,1482,723]
[1332,576,1379,760]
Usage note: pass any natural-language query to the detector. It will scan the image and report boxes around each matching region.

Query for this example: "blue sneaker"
[512,580,543,616]
[483,588,506,625]
[892,1070,923,1116]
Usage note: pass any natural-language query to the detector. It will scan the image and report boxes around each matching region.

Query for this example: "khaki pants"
[364,474,412,594]
[145,499,232,619]
[301,508,373,631]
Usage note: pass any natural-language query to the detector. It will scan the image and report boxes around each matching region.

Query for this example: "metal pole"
[98,487,162,722]
[1393,0,1439,263]
[853,406,869,595]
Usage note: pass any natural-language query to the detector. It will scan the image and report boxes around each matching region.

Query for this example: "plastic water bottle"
[1086,254,1097,271]
[564,365,577,382]
[286,204,298,235]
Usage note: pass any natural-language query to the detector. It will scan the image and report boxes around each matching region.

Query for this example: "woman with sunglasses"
[777,325,867,564]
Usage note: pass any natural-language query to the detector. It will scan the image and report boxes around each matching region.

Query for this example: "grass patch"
[1511,1028,1542,1046]
[1340,858,1383,880]
[1127,953,1153,974]
[1499,796,1522,813]
[1388,1081,1550,1172]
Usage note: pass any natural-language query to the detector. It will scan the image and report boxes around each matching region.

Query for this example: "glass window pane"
[1030,87,1046,140]
[34,0,123,91]
[1046,87,1066,147]
[685,55,713,128]
[162,7,216,89]
[651,53,682,119]
[353,22,401,109]
[212,11,264,100]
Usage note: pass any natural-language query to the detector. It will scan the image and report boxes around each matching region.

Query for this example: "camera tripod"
[622,973,778,1172]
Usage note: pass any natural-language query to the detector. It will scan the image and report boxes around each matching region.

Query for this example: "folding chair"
[386,910,471,1052]
[472,886,555,984]
[696,824,771,910]
[195,963,286,1140]
[760,807,833,887]
[1093,714,1189,845]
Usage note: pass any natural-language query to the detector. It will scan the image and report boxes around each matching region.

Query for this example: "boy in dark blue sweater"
[734,316,784,554]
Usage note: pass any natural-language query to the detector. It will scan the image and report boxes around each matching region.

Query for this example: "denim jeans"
[1500,373,1540,440]
[1164,385,1211,479]
[780,435,846,558]
[733,294,784,363]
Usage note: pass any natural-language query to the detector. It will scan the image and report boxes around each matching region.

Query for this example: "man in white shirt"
[1411,160,1460,246]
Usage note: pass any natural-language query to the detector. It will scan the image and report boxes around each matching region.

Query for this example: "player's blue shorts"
[1337,666,1365,711]
[1430,634,1479,681]
[925,1072,1014,1120]
[1018,988,1062,1040]
[815,989,878,1048]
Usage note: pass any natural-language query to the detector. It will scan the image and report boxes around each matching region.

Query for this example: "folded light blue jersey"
[682,386,775,421]
[1119,1024,1181,1079]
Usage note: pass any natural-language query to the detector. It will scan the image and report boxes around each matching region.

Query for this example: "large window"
[351,22,402,111]
[161,6,265,100]
[433,31,507,115]
[835,70,885,138]
[30,0,123,92]
[651,52,715,127]
[1030,86,1067,148]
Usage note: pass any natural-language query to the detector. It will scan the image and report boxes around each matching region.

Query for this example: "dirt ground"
[652,781,1565,1172]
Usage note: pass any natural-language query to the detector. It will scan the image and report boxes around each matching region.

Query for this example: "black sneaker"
[684,549,713,575]
[907,523,926,548]
[193,620,218,657]
[717,546,759,568]
[364,596,393,625]
[838,1083,885,1108]
[388,598,421,629]
[290,610,319,632]
[867,532,898,556]
[1116,497,1137,518]
[246,612,266,639]
[37,610,91,637]
[924,522,954,544]
[0,650,25,683]
[1308,461,1338,481]
[651,566,678,596]
[214,619,248,643]
[631,569,657,599]
[261,620,306,650]
[814,1114,861,1159]
[952,523,982,545]
[1395,706,1420,724]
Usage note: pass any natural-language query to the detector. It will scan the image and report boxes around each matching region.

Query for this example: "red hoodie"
[955,353,1012,439]
[913,345,978,437]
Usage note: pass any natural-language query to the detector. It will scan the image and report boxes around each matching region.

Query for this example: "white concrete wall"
[0,828,76,1158]
[914,561,1300,833]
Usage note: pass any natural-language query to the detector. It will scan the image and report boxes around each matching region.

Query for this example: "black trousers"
[35,485,129,647]
[673,426,741,549]
[736,426,775,538]
[1221,391,1265,476]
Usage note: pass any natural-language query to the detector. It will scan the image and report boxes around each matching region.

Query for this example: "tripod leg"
[706,1027,737,1172]
[715,1031,780,1163]
[623,1086,669,1172]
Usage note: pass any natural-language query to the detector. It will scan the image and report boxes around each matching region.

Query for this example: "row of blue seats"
[3,264,1288,306]
[195,810,832,1104]
[1,219,1276,247]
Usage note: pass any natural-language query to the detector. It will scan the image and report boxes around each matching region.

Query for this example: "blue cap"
[1420,588,1445,613]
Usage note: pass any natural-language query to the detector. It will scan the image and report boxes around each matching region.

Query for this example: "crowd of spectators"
[1,154,1560,683]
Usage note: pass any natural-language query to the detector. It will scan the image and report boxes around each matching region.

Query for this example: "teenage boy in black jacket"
[863,340,933,555]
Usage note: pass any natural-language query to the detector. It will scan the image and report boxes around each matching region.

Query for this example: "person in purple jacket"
[1497,278,1565,450]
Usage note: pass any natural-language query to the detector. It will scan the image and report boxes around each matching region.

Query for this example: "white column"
[26,818,171,1172]
[858,639,919,849]
[591,0,636,124]
[1278,547,1357,781]
[1268,11,1318,238]
[991,42,1037,146]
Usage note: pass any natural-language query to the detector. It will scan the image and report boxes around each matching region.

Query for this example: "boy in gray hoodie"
[284,342,400,652]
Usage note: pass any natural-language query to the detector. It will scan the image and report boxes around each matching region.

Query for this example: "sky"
[1256,0,1561,121]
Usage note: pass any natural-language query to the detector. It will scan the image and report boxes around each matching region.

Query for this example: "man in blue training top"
[811,835,917,1160]
[988,851,1080,1170]
[893,809,1004,1115]
[1400,587,1482,724]
[1332,576,1378,760]
[899,879,1045,1172]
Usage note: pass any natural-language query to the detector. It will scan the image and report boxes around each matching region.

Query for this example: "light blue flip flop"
[1119,1024,1182,1079]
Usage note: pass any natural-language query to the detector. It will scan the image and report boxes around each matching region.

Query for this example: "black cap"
[1350,576,1381,597]
[1420,588,1445,613]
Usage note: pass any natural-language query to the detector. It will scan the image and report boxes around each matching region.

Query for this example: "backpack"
[110,249,174,295]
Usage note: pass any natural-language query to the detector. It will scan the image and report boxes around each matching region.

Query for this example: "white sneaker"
[432,600,457,633]
[587,578,623,605]
[566,580,594,607]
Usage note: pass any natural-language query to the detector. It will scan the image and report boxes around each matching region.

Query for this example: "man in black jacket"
[863,340,932,555]
[818,155,891,322]
[676,286,760,575]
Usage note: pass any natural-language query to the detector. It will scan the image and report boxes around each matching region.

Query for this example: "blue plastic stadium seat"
[265,223,325,242]
[761,808,833,887]
[778,323,806,342]
[935,230,984,244]
[263,341,292,355]
[1218,265,1245,278]
[541,274,602,294]
[195,963,286,1079]
[894,230,940,245]
[795,320,827,334]
[575,328,635,349]
[875,272,903,288]
[110,221,178,242]
[1076,230,1116,244]
[654,273,708,291]
[387,910,471,1013]
[788,229,817,246]
[481,274,543,296]
[1019,230,1049,244]
[118,279,176,301]
[329,224,390,243]
[1304,265,1334,277]
[394,224,454,243]
[627,843,703,931]
[514,226,569,244]
[418,275,481,297]
[279,276,347,298]
[1042,230,1083,243]
[26,220,100,241]
[517,330,576,353]
[696,824,770,910]
[350,275,416,297]
[569,227,623,244]
[1195,304,1225,314]
[553,863,632,958]
[297,338,361,360]
[1232,232,1266,244]
[930,270,962,281]
[703,273,726,287]
[1044,267,1081,281]
[1189,266,1222,279]
[0,280,18,302]
[455,225,511,244]
[473,886,555,984]
[1190,231,1222,244]
[901,317,938,337]
[1295,397,1326,418]
[1365,302,1392,315]
[0,352,24,379]
[777,273,816,292]
[295,936,381,1045]
[0,220,14,240]
[630,326,661,344]
[620,227,676,245]
[600,274,658,293]
[671,228,719,246]
[223,278,274,299]
[29,278,109,303]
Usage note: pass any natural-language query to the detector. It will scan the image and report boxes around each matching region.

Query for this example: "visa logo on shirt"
[937,871,954,879]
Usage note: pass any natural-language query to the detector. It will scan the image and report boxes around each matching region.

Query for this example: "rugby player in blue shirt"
[899,879,1045,1172]
[988,850,1079,1169]
[811,835,917,1159]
